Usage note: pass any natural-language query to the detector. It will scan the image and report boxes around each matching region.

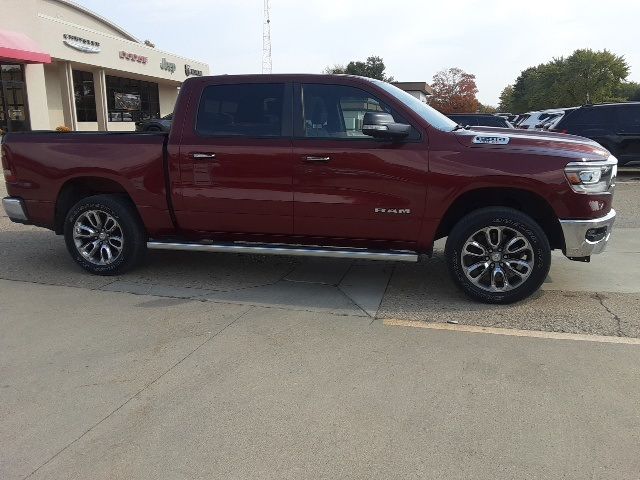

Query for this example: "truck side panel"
[3,132,174,235]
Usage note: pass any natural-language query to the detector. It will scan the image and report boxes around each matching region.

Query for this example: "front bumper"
[2,196,28,223]
[560,209,616,258]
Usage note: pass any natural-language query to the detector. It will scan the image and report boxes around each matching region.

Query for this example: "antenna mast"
[262,0,272,74]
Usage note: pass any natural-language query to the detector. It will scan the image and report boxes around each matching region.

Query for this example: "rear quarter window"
[616,105,640,126]
[482,116,508,127]
[563,107,613,127]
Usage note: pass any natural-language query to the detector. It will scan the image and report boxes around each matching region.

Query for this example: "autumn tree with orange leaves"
[429,68,480,113]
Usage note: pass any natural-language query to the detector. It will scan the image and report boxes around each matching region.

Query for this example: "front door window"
[0,64,30,133]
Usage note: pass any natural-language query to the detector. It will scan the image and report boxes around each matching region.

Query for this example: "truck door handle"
[190,152,216,159]
[303,156,331,163]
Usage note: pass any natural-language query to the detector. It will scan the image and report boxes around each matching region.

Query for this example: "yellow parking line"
[383,319,640,345]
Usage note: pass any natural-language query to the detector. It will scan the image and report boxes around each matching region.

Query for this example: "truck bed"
[2,131,174,234]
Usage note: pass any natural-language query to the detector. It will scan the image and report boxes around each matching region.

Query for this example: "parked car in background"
[135,114,173,132]
[512,113,530,128]
[543,108,578,131]
[447,114,513,128]
[550,102,640,165]
[496,113,518,124]
[518,110,563,130]
[535,112,562,130]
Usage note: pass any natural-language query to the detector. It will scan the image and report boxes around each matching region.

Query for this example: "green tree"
[498,85,515,112]
[560,49,629,105]
[478,104,497,114]
[504,49,630,112]
[616,81,640,101]
[324,56,394,81]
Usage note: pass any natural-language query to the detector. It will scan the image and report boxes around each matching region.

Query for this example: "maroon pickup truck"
[1,74,617,303]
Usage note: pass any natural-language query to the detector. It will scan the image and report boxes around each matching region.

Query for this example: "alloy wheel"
[73,210,124,265]
[460,226,535,292]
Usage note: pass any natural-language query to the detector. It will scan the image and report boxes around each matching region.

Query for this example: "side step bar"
[147,241,419,262]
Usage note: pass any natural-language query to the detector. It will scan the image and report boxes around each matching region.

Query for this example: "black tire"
[145,126,162,132]
[64,195,147,275]
[445,207,551,304]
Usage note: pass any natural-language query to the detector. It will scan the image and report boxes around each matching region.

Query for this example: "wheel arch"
[54,176,139,234]
[434,187,564,250]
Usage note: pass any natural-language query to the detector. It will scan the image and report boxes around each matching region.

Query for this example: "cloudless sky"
[75,0,639,106]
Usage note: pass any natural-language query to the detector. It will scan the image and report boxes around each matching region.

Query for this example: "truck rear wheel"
[64,195,147,275]
[445,207,551,304]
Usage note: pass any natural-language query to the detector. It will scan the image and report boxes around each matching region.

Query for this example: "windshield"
[371,79,458,132]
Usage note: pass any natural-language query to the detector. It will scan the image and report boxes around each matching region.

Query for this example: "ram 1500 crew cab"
[1,75,617,303]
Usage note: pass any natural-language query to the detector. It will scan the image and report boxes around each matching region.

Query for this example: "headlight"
[564,156,617,194]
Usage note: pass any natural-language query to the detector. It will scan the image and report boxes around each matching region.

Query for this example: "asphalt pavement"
[1,173,639,479]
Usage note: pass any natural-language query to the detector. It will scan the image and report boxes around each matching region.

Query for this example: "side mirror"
[362,112,410,140]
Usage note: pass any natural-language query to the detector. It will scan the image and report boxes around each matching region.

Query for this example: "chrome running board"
[147,240,418,262]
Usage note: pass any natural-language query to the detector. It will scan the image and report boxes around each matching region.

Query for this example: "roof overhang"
[392,82,434,96]
[0,29,51,64]
[52,0,141,43]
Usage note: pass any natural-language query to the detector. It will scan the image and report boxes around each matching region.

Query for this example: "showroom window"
[72,70,97,122]
[106,75,160,122]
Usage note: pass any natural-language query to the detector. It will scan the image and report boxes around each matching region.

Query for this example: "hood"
[454,126,610,161]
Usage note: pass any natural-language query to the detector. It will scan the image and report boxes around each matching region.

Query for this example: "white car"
[517,110,564,130]
[543,108,578,131]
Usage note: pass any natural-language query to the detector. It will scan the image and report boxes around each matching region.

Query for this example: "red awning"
[0,29,51,64]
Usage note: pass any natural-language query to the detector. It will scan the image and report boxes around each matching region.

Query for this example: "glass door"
[0,64,30,133]
[0,82,6,133]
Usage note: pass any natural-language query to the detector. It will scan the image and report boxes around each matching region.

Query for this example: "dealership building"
[0,0,209,133]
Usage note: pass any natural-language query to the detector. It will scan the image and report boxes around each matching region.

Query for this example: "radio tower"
[262,0,272,74]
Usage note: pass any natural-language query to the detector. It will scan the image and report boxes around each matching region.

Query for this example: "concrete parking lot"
[1,174,639,479]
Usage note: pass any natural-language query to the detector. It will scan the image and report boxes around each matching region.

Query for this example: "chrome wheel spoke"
[83,240,100,258]
[465,261,491,287]
[100,244,113,263]
[86,211,102,230]
[104,217,118,233]
[505,259,532,277]
[491,266,508,291]
[484,227,502,250]
[504,236,528,254]
[108,236,123,249]
[465,261,489,277]
[74,224,96,239]
[463,241,487,257]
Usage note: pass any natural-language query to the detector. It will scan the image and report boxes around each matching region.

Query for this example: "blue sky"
[76,0,640,105]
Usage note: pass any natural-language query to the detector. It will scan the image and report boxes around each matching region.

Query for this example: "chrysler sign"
[63,34,100,53]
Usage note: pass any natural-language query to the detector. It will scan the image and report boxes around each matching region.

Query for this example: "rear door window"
[196,83,285,137]
[482,116,508,127]
[564,107,613,127]
[616,105,640,133]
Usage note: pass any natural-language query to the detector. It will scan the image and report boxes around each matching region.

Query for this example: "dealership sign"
[160,58,176,74]
[119,51,148,64]
[185,65,203,77]
[63,34,100,53]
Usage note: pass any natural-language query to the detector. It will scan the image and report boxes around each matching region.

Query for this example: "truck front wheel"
[64,195,147,275]
[445,207,551,304]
